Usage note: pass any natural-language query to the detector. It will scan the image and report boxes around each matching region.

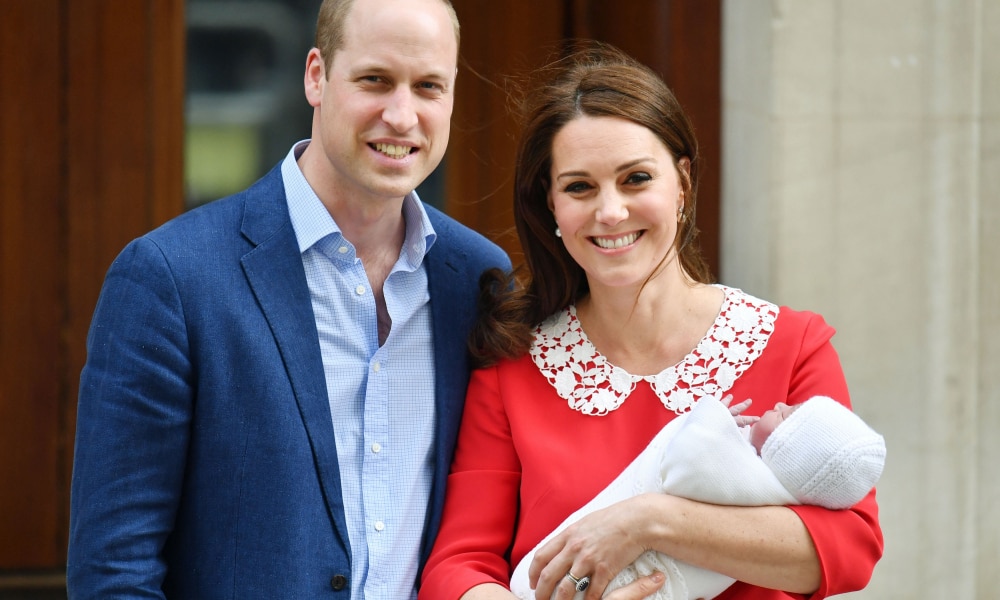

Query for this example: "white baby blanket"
[510,398,797,600]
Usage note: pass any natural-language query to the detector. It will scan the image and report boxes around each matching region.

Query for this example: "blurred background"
[1,1,996,598]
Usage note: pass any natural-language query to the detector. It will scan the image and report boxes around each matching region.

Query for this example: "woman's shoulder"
[718,285,835,336]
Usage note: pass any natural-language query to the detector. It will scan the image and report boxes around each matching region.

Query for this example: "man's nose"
[382,86,418,132]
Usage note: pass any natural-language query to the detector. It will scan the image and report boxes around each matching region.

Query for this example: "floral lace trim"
[529,286,779,416]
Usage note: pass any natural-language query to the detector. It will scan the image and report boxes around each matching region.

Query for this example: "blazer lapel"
[238,168,352,557]
[420,214,475,564]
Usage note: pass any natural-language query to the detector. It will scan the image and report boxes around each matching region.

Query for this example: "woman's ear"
[544,178,555,212]
[677,156,692,184]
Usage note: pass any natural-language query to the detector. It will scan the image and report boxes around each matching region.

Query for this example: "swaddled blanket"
[509,398,798,600]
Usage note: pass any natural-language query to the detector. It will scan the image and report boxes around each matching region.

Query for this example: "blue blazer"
[67,165,510,599]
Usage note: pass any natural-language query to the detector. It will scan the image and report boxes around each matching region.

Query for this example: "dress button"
[330,574,348,591]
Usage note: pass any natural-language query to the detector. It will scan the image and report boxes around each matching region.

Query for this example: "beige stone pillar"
[721,1,1000,597]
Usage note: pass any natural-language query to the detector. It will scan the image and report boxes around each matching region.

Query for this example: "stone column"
[721,1,999,597]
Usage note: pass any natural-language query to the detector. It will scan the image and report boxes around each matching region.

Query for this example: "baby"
[510,395,887,600]
[746,396,885,508]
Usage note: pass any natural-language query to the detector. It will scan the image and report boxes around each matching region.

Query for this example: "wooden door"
[0,0,185,587]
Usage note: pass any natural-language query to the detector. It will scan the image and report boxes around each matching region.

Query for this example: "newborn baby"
[510,395,886,600]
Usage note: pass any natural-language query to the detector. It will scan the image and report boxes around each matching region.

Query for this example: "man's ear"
[304,48,325,108]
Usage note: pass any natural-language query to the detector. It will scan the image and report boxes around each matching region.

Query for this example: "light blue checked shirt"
[282,141,437,600]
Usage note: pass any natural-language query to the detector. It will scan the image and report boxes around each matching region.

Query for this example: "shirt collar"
[282,140,437,265]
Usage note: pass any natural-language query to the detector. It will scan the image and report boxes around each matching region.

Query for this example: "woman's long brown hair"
[469,41,713,368]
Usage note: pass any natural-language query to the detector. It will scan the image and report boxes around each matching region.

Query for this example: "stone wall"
[721,1,1000,597]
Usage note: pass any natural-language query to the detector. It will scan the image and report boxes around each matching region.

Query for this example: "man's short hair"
[313,0,460,76]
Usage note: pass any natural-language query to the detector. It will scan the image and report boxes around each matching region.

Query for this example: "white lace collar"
[529,286,778,416]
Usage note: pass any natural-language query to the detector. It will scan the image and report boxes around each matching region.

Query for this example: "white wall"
[722,1,1000,598]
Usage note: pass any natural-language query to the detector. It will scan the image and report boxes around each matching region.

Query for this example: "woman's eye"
[624,172,652,185]
[563,182,591,194]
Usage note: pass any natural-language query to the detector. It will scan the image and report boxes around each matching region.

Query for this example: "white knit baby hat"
[760,396,886,509]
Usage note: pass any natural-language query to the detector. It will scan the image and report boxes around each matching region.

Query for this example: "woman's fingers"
[602,572,666,600]
[529,536,572,599]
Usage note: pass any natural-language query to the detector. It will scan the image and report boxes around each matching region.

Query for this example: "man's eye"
[417,82,445,95]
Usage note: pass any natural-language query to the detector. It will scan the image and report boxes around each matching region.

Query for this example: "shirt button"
[372,362,381,373]
[355,285,366,295]
[338,246,348,254]
[374,520,385,531]
[330,574,348,591]
[371,442,382,453]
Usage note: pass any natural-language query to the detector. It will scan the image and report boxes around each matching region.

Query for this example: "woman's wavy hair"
[470,41,713,367]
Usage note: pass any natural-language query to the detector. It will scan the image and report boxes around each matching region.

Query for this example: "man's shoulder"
[423,203,509,267]
[148,167,287,246]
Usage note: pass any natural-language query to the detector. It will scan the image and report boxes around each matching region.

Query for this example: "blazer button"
[330,574,348,591]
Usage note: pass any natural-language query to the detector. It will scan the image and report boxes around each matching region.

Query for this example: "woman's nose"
[595,191,628,225]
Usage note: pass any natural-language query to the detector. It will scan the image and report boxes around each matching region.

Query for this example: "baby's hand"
[721,394,760,427]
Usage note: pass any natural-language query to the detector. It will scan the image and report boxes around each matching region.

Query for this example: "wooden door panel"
[0,0,184,575]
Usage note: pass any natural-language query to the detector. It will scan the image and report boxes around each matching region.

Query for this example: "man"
[67,0,509,597]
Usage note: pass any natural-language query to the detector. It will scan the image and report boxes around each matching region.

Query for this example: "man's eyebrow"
[348,64,453,86]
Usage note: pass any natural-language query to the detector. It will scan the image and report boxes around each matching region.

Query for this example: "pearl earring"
[678,207,686,222]
[555,227,562,238]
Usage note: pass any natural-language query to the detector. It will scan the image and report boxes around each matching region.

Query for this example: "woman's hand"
[528,495,662,599]
[604,572,665,600]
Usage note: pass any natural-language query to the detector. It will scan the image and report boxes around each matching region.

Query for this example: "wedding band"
[567,572,591,592]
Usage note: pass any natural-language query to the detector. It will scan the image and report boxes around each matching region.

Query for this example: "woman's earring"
[555,227,562,238]
[678,207,686,223]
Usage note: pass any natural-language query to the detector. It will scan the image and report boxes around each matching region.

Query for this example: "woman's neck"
[575,270,722,376]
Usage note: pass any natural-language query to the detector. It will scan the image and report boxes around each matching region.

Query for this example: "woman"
[420,42,882,600]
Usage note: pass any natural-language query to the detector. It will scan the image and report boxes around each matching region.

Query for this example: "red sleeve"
[790,312,884,597]
[781,311,884,598]
[791,490,883,597]
[419,365,521,600]
[716,310,883,600]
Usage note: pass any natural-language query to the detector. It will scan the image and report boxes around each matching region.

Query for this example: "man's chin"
[367,172,433,199]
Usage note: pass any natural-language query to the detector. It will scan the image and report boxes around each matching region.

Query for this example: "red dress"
[420,287,883,599]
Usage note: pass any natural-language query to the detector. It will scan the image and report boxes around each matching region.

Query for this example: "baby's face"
[750,402,801,454]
